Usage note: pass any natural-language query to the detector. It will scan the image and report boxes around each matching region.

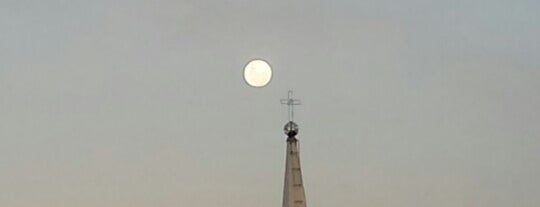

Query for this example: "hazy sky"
[1,0,539,206]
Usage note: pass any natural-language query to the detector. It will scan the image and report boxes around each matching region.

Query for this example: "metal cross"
[280,90,301,121]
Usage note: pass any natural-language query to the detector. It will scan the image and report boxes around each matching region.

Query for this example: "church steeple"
[281,91,307,207]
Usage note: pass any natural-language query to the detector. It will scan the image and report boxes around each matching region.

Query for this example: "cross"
[280,90,301,121]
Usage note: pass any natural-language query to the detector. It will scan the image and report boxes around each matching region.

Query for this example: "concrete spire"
[282,122,307,207]
[281,91,307,207]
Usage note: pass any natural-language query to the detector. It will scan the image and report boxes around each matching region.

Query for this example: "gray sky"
[1,0,539,206]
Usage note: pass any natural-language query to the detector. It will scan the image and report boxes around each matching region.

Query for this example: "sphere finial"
[284,121,299,137]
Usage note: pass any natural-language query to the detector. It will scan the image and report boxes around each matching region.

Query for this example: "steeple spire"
[281,90,307,207]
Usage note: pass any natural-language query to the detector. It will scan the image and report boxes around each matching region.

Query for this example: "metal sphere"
[284,121,299,137]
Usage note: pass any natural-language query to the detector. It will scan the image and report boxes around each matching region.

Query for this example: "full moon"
[244,59,272,87]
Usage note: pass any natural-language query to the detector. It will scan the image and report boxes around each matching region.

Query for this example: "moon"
[244,59,272,87]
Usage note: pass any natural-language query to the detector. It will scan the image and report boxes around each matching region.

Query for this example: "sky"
[1,0,539,206]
